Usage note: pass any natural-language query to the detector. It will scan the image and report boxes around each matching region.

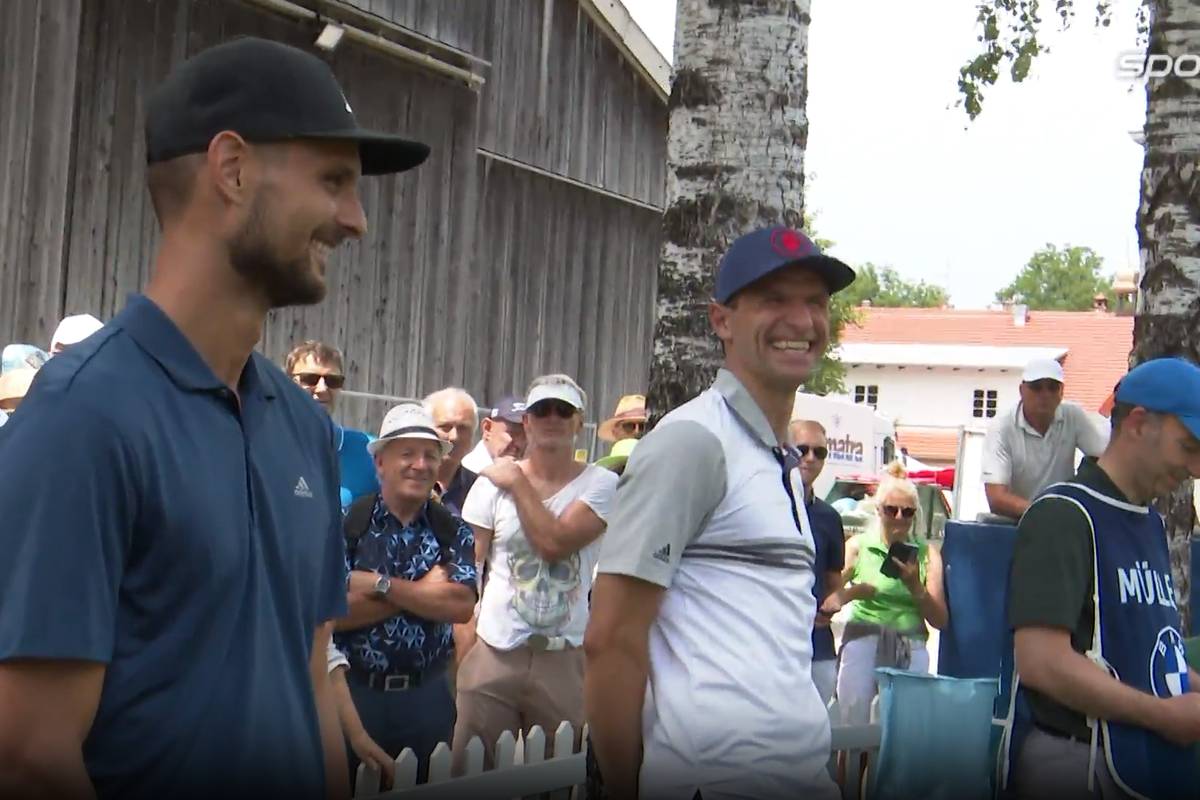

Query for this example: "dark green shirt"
[1007,457,1128,740]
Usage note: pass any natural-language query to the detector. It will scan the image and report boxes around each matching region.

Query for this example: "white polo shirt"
[598,369,838,800]
[982,401,1107,501]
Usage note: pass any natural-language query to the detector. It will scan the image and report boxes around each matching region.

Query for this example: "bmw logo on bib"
[1150,626,1190,698]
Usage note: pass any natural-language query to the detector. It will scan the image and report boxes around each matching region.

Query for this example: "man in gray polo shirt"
[982,357,1107,520]
[585,226,854,800]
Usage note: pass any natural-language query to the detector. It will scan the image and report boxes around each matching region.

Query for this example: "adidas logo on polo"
[294,477,313,498]
[652,543,671,564]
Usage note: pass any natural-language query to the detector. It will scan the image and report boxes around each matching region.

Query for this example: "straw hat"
[598,394,647,442]
[0,367,37,408]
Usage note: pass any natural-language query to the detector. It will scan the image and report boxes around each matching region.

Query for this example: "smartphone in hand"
[880,541,919,579]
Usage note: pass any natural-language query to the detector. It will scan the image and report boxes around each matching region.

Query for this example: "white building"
[837,305,1134,466]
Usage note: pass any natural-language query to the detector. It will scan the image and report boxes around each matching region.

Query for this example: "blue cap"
[1114,357,1200,439]
[488,396,527,424]
[714,226,855,304]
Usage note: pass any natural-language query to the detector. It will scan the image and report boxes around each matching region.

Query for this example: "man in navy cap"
[586,227,854,799]
[0,37,429,800]
[999,357,1200,800]
[461,396,528,474]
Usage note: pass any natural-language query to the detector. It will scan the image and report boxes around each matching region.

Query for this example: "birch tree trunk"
[1134,0,1200,630]
[647,0,813,421]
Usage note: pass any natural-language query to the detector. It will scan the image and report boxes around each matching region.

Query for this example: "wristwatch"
[373,574,392,597]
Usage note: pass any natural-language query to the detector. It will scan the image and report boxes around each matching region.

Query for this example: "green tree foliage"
[840,263,950,308]
[799,227,950,393]
[957,1,1147,119]
[996,244,1115,310]
[803,224,854,395]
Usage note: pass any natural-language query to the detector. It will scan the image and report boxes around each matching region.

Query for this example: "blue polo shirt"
[0,295,347,800]
[807,495,846,662]
[336,424,378,509]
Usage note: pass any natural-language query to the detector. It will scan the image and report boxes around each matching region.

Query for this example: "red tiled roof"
[842,307,1134,412]
[896,427,961,463]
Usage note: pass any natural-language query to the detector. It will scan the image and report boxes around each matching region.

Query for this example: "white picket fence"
[353,703,881,800]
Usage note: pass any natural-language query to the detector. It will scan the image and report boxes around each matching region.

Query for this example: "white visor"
[526,383,584,412]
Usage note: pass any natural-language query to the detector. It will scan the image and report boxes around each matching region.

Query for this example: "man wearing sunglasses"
[586,226,853,800]
[453,375,617,771]
[598,394,647,444]
[790,419,847,708]
[982,357,1107,521]
[286,340,379,510]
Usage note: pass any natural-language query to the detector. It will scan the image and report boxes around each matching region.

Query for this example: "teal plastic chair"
[868,669,999,800]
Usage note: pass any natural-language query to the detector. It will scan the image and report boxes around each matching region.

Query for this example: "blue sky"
[625,0,1148,308]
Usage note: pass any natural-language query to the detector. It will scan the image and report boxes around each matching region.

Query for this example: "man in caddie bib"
[999,357,1200,800]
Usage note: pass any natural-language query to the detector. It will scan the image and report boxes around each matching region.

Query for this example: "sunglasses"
[293,372,345,390]
[1025,379,1061,393]
[882,504,917,519]
[797,444,828,460]
[617,420,645,434]
[529,400,577,419]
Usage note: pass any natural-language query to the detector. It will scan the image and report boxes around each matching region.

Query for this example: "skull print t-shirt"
[461,464,618,650]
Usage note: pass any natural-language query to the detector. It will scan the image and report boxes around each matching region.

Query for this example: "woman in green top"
[833,461,949,725]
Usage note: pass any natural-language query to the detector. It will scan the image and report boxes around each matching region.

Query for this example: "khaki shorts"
[450,639,585,773]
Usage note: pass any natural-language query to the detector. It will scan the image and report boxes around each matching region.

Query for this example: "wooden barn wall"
[58,0,480,432]
[476,0,666,207]
[338,0,492,58]
[338,0,667,207]
[3,0,666,435]
[467,158,660,429]
[0,0,83,350]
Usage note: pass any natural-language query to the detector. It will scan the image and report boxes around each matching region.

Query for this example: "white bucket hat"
[367,402,452,456]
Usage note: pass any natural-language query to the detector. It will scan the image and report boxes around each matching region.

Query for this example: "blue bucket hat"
[714,226,856,304]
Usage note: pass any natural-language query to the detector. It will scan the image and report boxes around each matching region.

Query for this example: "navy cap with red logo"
[714,226,856,304]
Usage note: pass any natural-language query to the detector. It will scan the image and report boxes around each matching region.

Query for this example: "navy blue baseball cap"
[1114,357,1200,439]
[487,396,526,424]
[714,226,855,304]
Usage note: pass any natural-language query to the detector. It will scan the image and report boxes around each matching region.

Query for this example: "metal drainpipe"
[241,0,485,90]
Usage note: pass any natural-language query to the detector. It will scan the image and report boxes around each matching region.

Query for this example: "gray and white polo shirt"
[982,400,1108,501]
[598,368,838,800]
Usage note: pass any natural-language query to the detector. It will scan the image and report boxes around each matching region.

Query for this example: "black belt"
[1035,722,1090,745]
[347,664,445,692]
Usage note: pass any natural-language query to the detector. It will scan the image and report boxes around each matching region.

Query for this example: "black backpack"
[342,492,462,557]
